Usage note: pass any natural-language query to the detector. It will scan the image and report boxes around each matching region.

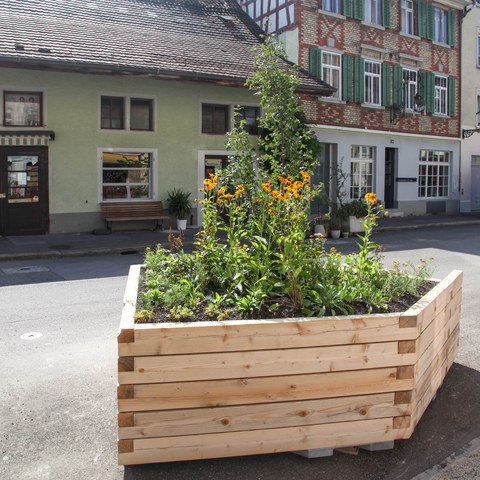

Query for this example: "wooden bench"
[100,201,170,230]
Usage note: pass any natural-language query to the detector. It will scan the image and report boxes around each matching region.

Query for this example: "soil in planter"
[136,271,436,324]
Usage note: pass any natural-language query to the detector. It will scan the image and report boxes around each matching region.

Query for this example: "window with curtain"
[350,145,374,199]
[403,69,418,111]
[322,51,342,99]
[434,76,448,115]
[401,0,415,35]
[364,60,381,106]
[364,0,381,24]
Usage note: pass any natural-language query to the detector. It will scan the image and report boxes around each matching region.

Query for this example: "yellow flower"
[204,173,218,191]
[262,180,272,192]
[300,170,311,182]
[365,192,377,205]
[235,184,245,197]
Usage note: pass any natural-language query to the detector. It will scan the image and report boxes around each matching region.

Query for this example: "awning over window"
[0,130,55,146]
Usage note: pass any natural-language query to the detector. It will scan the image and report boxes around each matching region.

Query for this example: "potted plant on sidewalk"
[167,188,191,231]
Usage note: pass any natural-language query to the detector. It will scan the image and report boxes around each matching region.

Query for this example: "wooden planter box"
[117,266,463,466]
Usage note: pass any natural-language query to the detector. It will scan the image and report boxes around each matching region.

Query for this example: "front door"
[0,146,49,235]
[384,148,396,209]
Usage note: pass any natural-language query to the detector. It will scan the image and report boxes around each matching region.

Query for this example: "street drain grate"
[2,266,50,274]
[48,244,73,250]
[120,250,140,255]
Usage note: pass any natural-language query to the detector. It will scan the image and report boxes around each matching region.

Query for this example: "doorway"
[472,156,480,211]
[311,143,332,215]
[204,155,228,179]
[0,146,49,235]
[384,147,397,209]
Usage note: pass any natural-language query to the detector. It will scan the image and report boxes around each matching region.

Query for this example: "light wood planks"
[117,267,463,465]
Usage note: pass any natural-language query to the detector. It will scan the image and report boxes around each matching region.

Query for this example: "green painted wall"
[1,67,257,231]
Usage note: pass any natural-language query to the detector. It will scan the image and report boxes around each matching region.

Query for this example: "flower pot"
[117,266,463,466]
[314,224,326,235]
[330,229,341,239]
[348,216,365,234]
[176,219,187,231]
[342,231,349,238]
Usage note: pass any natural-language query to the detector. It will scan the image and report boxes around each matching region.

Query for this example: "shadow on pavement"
[122,363,480,480]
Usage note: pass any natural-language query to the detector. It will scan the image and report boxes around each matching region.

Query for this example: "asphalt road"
[1,225,479,480]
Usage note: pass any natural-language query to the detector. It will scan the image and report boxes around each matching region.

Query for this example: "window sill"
[361,103,385,110]
[432,41,450,49]
[400,32,421,41]
[100,128,155,133]
[317,9,345,20]
[432,113,450,119]
[320,97,345,104]
[361,21,385,31]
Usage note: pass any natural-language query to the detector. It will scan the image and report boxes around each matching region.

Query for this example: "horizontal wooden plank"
[119,342,417,384]
[414,271,462,333]
[118,417,396,465]
[118,368,413,412]
[118,393,408,440]
[416,310,460,381]
[415,325,459,398]
[417,290,461,359]
[119,315,420,356]
[411,331,458,429]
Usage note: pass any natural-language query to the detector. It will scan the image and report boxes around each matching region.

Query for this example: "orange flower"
[300,170,311,182]
[235,184,245,197]
[365,192,377,205]
[204,173,218,191]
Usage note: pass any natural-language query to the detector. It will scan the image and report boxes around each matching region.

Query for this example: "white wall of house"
[312,126,461,215]
[461,3,480,212]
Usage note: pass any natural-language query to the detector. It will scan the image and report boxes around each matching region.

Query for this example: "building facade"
[238,0,470,215]
[460,0,480,212]
[0,0,331,235]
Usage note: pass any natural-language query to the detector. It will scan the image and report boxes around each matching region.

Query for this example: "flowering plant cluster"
[137,37,432,323]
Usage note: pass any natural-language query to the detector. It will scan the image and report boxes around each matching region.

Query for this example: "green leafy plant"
[137,36,433,323]
[167,189,191,220]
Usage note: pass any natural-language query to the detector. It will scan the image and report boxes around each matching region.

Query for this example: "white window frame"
[97,148,157,203]
[418,150,450,199]
[322,0,342,14]
[434,7,448,44]
[365,0,381,24]
[401,0,414,35]
[403,69,418,112]
[350,145,374,200]
[364,60,382,106]
[98,93,156,132]
[322,51,342,100]
[434,75,448,116]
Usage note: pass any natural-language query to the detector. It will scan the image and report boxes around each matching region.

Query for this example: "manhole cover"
[2,266,50,274]
[48,244,72,250]
[20,332,42,340]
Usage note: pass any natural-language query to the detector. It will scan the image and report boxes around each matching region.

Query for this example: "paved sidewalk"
[1,212,480,261]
